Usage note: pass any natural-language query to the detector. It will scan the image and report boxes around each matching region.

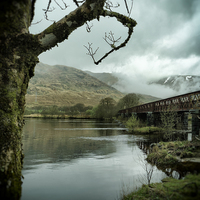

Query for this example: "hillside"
[26,63,124,107]
[85,71,119,86]
[85,71,160,103]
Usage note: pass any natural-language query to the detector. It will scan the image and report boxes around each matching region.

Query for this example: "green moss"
[122,174,200,200]
[147,140,200,166]
[43,23,56,35]
[0,1,31,34]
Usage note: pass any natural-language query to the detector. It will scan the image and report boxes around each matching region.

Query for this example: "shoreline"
[23,114,94,119]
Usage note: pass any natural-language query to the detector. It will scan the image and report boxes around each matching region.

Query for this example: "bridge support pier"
[153,112,162,127]
[147,112,154,126]
[137,113,147,123]
[190,110,200,135]
[178,112,189,130]
[135,112,155,126]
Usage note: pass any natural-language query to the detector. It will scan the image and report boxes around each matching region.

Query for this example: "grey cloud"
[185,60,200,75]
[130,0,200,59]
[159,0,197,19]
[33,0,200,95]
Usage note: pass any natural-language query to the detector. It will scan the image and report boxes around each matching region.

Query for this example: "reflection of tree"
[136,140,200,180]
[22,119,117,168]
[136,154,156,186]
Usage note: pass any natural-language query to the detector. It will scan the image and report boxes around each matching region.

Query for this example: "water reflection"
[21,119,166,200]
[136,139,200,179]
[23,119,125,168]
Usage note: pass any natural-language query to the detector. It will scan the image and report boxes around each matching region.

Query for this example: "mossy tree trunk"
[0,0,136,199]
[0,1,39,198]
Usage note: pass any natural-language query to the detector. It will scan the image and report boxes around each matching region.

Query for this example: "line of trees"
[87,93,140,119]
[25,103,93,116]
[25,93,140,119]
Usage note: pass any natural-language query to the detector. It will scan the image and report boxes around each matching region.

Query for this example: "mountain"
[85,71,118,86]
[26,63,124,108]
[149,75,200,92]
[85,71,200,98]
[85,71,161,102]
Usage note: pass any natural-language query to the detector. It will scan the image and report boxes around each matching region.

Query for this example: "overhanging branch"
[85,10,137,65]
[35,0,137,62]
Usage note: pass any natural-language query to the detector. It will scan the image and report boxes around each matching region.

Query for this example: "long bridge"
[118,90,200,135]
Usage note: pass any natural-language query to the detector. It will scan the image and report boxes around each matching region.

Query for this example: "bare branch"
[31,19,43,26]
[43,0,68,22]
[73,0,85,7]
[54,0,68,10]
[128,0,134,17]
[36,1,136,60]
[84,43,99,63]
[124,0,129,14]
[104,1,120,11]
[103,31,121,48]
[86,22,93,32]
[85,10,136,65]
[42,0,55,22]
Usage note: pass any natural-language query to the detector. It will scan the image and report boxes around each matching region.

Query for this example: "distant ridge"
[26,63,124,107]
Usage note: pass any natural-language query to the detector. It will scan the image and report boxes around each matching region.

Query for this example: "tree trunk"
[0,1,38,198]
[0,36,39,198]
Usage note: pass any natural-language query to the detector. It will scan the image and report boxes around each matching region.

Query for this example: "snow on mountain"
[150,75,200,93]
[164,77,171,84]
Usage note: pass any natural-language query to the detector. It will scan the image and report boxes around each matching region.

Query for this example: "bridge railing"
[118,90,200,115]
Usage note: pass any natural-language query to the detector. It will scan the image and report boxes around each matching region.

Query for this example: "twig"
[43,0,55,22]
[84,43,99,63]
[54,0,68,10]
[103,31,121,48]
[104,1,120,11]
[73,0,85,7]
[31,19,43,25]
[86,22,93,32]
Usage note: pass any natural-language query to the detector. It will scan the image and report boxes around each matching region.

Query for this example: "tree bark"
[0,1,39,198]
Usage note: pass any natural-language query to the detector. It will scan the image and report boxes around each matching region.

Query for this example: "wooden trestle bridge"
[118,90,200,135]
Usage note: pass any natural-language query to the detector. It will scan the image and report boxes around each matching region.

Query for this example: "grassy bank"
[122,139,200,199]
[122,174,200,200]
[147,139,200,166]
[133,126,162,134]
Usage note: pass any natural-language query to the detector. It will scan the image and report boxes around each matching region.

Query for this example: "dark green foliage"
[117,93,139,110]
[160,107,181,141]
[93,97,117,119]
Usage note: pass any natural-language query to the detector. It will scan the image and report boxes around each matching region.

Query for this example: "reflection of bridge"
[118,91,200,134]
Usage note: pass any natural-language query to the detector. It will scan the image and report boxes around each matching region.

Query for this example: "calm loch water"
[21,118,166,200]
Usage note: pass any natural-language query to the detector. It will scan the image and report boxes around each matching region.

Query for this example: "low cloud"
[31,0,200,98]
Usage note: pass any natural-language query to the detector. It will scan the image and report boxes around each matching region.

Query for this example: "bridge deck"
[118,90,200,114]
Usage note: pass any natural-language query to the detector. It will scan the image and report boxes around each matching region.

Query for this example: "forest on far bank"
[25,93,140,119]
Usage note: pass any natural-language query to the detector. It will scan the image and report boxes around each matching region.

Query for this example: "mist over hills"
[149,75,200,92]
[85,71,200,98]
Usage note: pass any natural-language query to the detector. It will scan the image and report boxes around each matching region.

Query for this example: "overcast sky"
[30,0,200,98]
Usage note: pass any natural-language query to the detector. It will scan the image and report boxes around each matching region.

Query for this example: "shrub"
[126,116,141,131]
